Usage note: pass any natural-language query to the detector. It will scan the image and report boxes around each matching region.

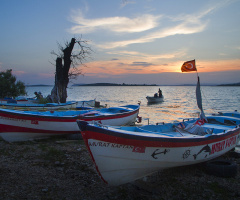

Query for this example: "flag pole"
[181,59,207,122]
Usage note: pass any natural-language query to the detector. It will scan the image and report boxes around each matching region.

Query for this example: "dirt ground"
[0,137,240,200]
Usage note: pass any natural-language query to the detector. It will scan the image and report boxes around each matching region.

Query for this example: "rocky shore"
[1,137,240,200]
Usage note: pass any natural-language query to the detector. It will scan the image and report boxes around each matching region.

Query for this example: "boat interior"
[109,115,240,138]
[0,105,138,117]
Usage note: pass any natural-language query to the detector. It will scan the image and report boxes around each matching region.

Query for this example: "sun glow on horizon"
[80,59,240,76]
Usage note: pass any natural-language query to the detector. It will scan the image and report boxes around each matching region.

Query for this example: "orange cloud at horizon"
[80,59,240,76]
[195,59,240,72]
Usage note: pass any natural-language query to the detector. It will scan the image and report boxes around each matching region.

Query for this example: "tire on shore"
[205,159,238,178]
[228,148,240,158]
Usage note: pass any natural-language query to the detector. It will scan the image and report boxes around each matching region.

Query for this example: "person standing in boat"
[158,88,162,98]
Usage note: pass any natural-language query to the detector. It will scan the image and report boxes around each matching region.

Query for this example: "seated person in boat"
[34,91,43,100]
[154,93,158,98]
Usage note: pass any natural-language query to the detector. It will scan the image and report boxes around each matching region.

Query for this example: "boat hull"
[0,101,78,110]
[146,96,164,103]
[213,111,240,119]
[0,105,140,142]
[77,121,240,186]
[77,99,96,108]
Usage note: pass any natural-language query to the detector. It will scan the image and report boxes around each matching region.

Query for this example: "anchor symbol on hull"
[151,149,170,159]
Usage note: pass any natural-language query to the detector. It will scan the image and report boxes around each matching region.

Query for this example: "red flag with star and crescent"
[132,146,145,153]
[181,59,197,72]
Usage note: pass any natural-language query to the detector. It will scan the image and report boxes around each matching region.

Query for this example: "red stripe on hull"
[0,124,79,134]
[80,110,139,122]
[0,109,139,122]
[81,129,240,148]
[81,134,108,184]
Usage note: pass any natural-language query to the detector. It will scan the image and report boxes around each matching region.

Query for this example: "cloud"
[98,17,207,49]
[120,0,136,8]
[96,1,230,49]
[12,71,26,76]
[107,50,186,60]
[219,53,227,56]
[125,68,143,71]
[130,62,153,67]
[77,70,240,85]
[69,0,233,50]
[69,11,160,34]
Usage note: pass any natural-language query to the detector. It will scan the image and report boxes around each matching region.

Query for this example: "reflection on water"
[26,86,240,125]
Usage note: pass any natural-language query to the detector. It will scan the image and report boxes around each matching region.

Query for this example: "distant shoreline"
[217,82,240,86]
[26,82,240,87]
[26,85,53,87]
[72,83,158,87]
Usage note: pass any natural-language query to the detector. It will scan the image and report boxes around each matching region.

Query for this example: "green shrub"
[0,69,26,98]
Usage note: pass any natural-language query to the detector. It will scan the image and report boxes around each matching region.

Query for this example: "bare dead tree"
[49,37,92,103]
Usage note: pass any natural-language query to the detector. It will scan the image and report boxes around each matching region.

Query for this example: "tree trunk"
[50,38,76,103]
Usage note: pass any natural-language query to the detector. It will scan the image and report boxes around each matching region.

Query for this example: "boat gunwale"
[0,104,140,121]
[0,101,78,108]
[79,122,240,147]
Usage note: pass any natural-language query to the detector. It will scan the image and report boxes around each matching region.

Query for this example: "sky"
[0,0,240,85]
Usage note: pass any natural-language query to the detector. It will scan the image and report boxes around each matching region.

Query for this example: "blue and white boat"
[0,104,140,142]
[77,60,240,186]
[0,101,78,110]
[77,114,240,186]
[212,110,240,119]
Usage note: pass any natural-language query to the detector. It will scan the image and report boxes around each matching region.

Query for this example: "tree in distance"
[0,69,26,99]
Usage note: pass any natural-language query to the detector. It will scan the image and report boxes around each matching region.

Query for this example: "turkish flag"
[132,146,146,153]
[181,60,197,72]
[31,120,39,125]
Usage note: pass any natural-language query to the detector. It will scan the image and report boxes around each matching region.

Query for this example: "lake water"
[26,85,240,125]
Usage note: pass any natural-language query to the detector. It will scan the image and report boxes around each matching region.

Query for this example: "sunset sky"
[0,0,240,85]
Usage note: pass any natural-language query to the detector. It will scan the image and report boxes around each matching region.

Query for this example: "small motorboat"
[146,95,164,103]
[146,88,164,103]
[0,104,140,142]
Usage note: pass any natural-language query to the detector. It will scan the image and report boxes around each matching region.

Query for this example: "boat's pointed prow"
[77,120,89,131]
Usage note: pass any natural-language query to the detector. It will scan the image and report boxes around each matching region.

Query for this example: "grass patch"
[38,143,49,151]
[78,140,85,145]
[208,181,230,196]
[0,148,10,156]
[13,140,36,145]
[40,147,65,162]
[117,188,129,200]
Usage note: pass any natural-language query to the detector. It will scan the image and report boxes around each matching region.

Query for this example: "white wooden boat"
[77,60,240,186]
[0,97,36,104]
[146,95,164,103]
[77,115,240,186]
[77,99,96,108]
[212,110,240,119]
[0,101,78,110]
[0,104,140,142]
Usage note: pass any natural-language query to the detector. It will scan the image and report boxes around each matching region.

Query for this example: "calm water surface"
[26,86,240,125]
